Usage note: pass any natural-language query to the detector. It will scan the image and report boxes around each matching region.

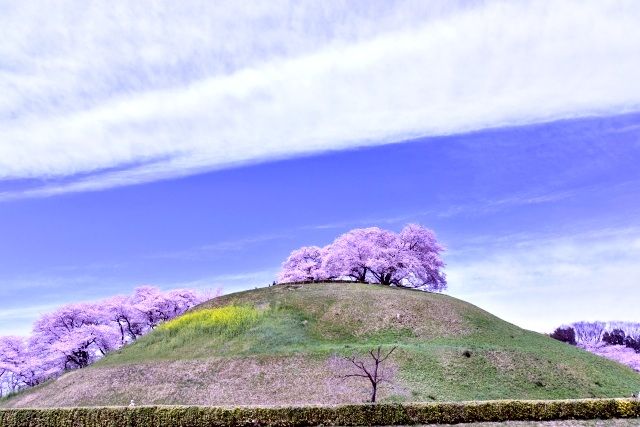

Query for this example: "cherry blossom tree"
[130,286,201,329]
[30,303,120,370]
[279,224,447,291]
[1,285,210,395]
[277,246,326,282]
[104,295,148,345]
[165,288,206,318]
[0,336,24,396]
[362,225,447,289]
[397,224,447,290]
[322,228,381,282]
[0,336,56,395]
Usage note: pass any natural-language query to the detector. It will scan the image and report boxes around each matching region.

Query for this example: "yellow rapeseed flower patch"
[159,305,260,337]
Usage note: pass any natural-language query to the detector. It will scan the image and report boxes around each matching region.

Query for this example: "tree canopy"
[0,286,206,397]
[278,224,446,291]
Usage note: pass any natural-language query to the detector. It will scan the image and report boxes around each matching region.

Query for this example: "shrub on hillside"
[624,336,640,353]
[550,327,576,345]
[603,329,626,346]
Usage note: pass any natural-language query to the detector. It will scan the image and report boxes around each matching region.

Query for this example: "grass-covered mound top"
[3,282,640,408]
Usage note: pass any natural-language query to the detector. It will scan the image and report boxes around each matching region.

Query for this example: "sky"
[1,1,639,336]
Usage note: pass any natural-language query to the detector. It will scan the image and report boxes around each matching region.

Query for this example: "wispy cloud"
[303,186,582,231]
[447,227,640,332]
[159,268,279,293]
[1,1,639,199]
[0,304,61,336]
[146,233,290,261]
[0,273,104,292]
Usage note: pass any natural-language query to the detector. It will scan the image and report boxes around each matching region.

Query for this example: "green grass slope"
[3,283,640,408]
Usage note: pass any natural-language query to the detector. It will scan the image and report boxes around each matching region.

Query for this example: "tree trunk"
[117,321,126,345]
[381,273,392,286]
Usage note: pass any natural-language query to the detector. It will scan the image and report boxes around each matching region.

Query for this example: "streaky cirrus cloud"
[447,227,640,332]
[1,0,640,197]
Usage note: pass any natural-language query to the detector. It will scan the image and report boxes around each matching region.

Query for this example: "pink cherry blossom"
[1,285,209,396]
[279,224,447,291]
[278,246,326,282]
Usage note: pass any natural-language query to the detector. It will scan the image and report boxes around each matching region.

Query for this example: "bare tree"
[337,346,397,403]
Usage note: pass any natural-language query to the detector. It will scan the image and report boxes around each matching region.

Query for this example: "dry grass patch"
[1,355,406,408]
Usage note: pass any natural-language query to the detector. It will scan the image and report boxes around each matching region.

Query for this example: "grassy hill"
[3,282,640,408]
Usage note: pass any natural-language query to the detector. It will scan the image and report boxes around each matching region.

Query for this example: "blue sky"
[1,1,640,335]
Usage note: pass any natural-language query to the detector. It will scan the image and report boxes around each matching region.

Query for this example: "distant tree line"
[278,224,447,292]
[550,321,640,372]
[550,321,640,352]
[0,286,210,397]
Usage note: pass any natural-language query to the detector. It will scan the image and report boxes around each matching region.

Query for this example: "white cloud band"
[1,1,639,195]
